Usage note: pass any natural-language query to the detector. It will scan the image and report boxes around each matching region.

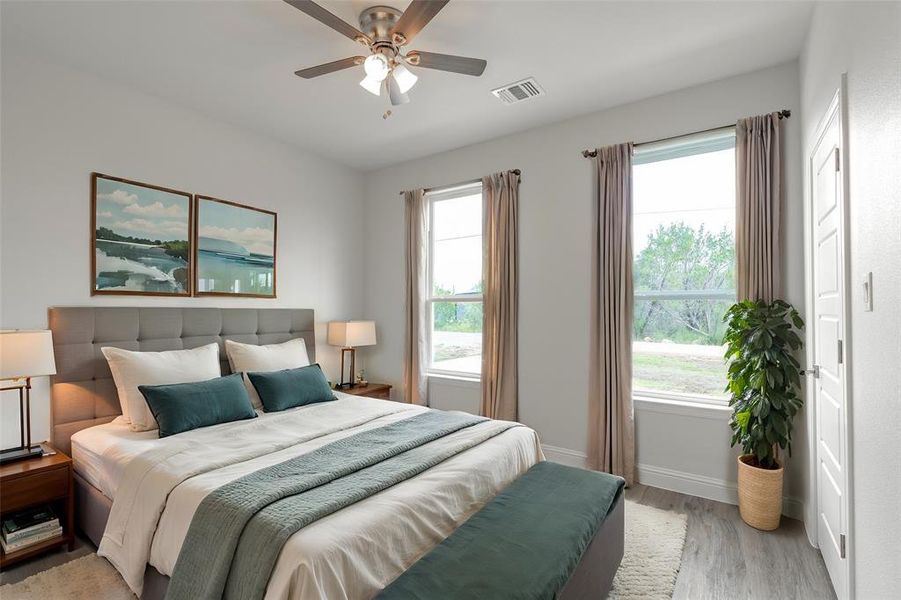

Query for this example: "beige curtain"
[481,171,520,421]
[736,113,783,302]
[403,189,429,405]
[587,143,635,486]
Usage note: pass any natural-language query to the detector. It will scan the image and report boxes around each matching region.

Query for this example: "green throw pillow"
[139,372,256,438]
[247,363,336,412]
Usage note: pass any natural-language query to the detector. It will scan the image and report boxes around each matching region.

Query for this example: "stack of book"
[1,505,62,554]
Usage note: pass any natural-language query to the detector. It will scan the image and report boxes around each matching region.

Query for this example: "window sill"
[427,373,480,387]
[633,395,731,421]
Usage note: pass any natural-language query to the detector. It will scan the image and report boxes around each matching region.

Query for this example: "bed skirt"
[74,473,169,599]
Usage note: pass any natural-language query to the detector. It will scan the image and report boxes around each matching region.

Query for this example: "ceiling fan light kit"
[286,0,487,110]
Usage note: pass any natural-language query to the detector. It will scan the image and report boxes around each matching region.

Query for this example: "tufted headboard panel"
[48,307,315,455]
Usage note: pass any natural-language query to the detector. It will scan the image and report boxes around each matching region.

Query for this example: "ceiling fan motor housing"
[359,6,402,43]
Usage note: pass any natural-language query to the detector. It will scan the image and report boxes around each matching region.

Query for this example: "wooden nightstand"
[340,382,393,400]
[0,445,75,569]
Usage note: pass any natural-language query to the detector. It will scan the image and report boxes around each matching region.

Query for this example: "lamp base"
[0,445,44,465]
[338,348,357,389]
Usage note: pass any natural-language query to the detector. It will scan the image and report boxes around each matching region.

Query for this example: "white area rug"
[611,500,688,600]
[0,554,134,600]
[1,499,687,600]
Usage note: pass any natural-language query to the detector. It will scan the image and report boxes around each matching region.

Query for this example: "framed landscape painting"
[91,173,193,296]
[194,196,277,298]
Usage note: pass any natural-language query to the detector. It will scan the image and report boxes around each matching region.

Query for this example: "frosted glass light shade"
[392,63,418,94]
[359,75,382,96]
[328,321,377,348]
[0,330,56,380]
[387,74,410,106]
[363,54,389,81]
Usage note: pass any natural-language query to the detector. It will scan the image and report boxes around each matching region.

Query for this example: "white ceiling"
[1,1,814,170]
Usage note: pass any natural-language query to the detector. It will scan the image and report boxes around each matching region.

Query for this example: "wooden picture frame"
[193,195,277,298]
[91,172,193,297]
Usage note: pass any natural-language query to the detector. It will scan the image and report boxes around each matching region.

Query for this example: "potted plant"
[723,299,804,530]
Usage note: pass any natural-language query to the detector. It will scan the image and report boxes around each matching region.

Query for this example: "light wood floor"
[628,484,836,600]
[2,485,836,599]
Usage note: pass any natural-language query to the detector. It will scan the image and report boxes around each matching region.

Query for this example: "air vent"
[491,77,544,105]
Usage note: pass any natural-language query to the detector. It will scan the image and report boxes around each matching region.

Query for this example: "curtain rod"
[398,169,521,196]
[580,109,791,158]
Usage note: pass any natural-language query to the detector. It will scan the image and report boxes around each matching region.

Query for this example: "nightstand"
[340,382,393,400]
[0,445,75,569]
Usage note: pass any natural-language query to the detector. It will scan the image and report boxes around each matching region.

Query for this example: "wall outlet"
[862,272,873,312]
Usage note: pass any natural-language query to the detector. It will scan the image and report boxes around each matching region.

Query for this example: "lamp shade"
[0,330,57,380]
[327,321,377,348]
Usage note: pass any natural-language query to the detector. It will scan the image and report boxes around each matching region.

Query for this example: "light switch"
[862,272,873,312]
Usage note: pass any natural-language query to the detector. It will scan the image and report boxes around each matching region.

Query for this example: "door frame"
[804,77,854,599]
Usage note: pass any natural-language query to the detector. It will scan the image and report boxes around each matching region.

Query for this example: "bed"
[49,306,624,600]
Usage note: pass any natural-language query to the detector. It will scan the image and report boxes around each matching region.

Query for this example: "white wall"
[800,3,901,596]
[362,63,807,514]
[0,52,366,446]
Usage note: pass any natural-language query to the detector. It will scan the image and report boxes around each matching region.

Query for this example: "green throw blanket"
[166,410,519,600]
[377,461,625,600]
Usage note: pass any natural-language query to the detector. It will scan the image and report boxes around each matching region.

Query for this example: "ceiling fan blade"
[295,56,366,79]
[405,51,486,76]
[390,0,450,45]
[283,0,371,45]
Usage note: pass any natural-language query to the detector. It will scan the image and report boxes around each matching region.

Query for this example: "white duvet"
[74,395,543,600]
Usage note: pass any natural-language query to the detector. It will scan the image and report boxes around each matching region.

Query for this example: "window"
[632,129,736,404]
[426,182,483,377]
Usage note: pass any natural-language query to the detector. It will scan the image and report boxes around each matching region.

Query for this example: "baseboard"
[637,463,738,503]
[539,450,803,521]
[782,496,805,522]
[637,463,804,520]
[542,444,588,469]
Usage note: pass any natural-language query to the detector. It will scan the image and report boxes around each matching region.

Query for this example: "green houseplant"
[723,299,804,530]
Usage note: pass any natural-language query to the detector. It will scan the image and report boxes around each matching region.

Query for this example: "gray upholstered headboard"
[48,307,315,454]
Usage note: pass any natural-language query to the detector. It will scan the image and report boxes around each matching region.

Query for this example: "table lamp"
[0,330,57,464]
[327,321,376,389]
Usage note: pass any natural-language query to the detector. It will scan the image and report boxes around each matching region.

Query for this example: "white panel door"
[810,93,849,599]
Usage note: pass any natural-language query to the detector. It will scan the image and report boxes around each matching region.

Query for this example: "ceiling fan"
[285,0,487,106]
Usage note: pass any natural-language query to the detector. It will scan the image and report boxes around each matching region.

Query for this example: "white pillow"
[225,338,310,409]
[101,343,221,432]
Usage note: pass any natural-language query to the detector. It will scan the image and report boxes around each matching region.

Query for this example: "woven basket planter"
[737,454,783,530]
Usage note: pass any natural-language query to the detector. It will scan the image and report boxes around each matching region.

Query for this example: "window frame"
[424,181,484,379]
[631,127,737,406]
